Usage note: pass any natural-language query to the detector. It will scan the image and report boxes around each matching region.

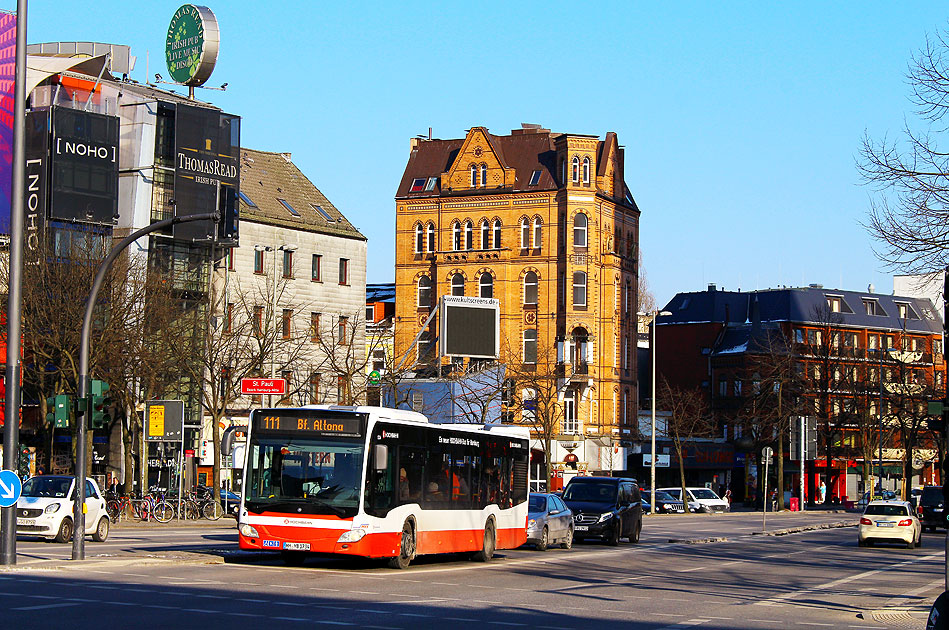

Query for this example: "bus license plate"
[575,525,589,532]
[284,542,310,550]
[16,518,34,526]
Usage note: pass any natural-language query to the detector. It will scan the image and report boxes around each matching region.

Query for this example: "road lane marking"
[12,602,80,611]
[656,619,710,629]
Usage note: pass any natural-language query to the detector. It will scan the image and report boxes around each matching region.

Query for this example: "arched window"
[493,219,502,249]
[426,222,435,252]
[414,223,423,253]
[451,273,465,296]
[532,216,542,249]
[520,217,530,249]
[573,271,587,307]
[582,156,590,184]
[470,164,478,187]
[480,163,487,187]
[417,276,432,307]
[464,220,473,250]
[523,271,538,305]
[523,329,537,364]
[573,213,588,248]
[452,221,461,251]
[479,272,493,298]
[480,220,490,249]
[571,156,580,183]
[568,327,589,365]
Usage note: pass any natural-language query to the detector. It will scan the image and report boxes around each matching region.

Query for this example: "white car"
[858,500,921,548]
[16,475,110,543]
[658,487,730,513]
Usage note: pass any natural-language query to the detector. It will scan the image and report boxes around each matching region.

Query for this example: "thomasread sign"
[165,4,220,86]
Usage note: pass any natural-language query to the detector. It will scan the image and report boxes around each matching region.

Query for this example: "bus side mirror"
[373,444,388,471]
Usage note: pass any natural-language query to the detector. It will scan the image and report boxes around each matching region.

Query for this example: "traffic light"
[45,395,70,428]
[90,380,111,429]
[17,447,31,478]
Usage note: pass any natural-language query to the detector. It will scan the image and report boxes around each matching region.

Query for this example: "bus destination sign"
[253,411,364,438]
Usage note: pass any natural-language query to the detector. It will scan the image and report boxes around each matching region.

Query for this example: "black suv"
[561,476,642,545]
[919,485,946,532]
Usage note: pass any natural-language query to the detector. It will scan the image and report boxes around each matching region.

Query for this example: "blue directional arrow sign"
[0,469,22,508]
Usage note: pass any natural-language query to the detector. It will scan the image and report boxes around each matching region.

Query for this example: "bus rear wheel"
[388,520,416,570]
[472,518,496,562]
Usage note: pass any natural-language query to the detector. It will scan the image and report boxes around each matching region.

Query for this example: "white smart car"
[16,475,110,543]
[858,500,921,549]
[658,487,730,513]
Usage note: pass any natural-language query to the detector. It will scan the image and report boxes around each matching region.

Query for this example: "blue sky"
[16,2,949,307]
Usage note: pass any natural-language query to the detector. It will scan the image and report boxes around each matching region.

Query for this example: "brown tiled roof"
[396,130,559,198]
[238,148,365,240]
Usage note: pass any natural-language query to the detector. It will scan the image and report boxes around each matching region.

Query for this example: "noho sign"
[241,378,286,395]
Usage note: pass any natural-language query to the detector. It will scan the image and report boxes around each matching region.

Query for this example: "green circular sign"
[165,4,220,86]
[369,370,381,385]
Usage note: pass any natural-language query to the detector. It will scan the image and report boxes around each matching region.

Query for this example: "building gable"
[444,127,516,191]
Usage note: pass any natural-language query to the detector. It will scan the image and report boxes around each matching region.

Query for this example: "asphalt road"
[0,511,943,630]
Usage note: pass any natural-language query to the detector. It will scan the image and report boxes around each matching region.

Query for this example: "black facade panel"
[25,109,49,264]
[49,108,119,225]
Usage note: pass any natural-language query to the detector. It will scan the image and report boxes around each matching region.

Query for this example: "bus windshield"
[245,437,364,518]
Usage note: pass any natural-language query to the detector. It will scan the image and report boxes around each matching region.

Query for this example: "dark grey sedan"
[526,492,574,551]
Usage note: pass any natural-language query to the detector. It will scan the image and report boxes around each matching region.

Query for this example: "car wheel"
[92,517,110,542]
[472,518,496,562]
[857,539,866,547]
[906,539,915,550]
[915,534,922,548]
[388,520,416,570]
[536,526,548,552]
[606,521,620,546]
[562,527,574,550]
[630,520,641,544]
[54,518,73,544]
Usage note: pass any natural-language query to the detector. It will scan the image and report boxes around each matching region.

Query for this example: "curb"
[0,551,224,572]
[752,520,856,536]
[667,537,729,544]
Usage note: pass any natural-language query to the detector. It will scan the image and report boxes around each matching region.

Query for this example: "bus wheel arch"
[388,518,416,570]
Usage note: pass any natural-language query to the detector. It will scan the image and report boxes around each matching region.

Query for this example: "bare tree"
[859,28,949,272]
[657,379,713,513]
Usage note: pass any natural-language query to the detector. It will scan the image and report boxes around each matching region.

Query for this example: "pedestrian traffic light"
[90,380,111,429]
[45,395,70,428]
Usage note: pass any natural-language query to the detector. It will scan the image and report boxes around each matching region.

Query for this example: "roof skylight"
[311,204,334,222]
[238,191,257,207]
[528,170,541,186]
[277,198,300,217]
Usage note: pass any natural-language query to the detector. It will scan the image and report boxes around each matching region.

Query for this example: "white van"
[657,487,729,513]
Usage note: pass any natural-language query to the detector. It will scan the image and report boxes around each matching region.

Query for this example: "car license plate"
[283,542,310,551]
[575,525,589,532]
[876,522,894,527]
[16,518,34,526]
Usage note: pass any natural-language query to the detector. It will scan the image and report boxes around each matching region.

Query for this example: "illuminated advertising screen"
[252,409,366,439]
[49,108,119,225]
[0,12,16,234]
[173,103,239,244]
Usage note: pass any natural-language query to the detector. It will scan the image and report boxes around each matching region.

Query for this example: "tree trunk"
[212,413,222,504]
[677,444,690,513]
[123,409,135,494]
[544,434,552,491]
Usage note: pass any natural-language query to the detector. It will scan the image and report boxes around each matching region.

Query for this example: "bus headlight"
[337,529,367,543]
[239,523,259,538]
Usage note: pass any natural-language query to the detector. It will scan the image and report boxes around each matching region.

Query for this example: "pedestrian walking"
[819,479,827,504]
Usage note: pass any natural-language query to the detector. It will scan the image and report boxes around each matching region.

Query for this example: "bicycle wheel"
[185,500,200,520]
[131,500,146,521]
[106,499,121,521]
[202,501,223,521]
[153,501,174,523]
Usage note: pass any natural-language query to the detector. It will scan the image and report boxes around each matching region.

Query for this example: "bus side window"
[397,447,425,507]
[369,445,395,514]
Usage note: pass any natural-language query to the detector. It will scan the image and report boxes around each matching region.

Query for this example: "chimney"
[708,283,717,292]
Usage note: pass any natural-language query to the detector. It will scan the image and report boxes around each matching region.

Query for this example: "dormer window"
[410,178,426,192]
[528,170,541,186]
[424,177,438,191]
[278,198,300,217]
[826,296,841,313]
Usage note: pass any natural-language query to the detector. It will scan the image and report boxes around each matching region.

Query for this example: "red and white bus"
[237,405,530,568]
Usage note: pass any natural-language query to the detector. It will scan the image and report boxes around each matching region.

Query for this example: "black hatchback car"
[561,476,643,545]
[919,485,946,532]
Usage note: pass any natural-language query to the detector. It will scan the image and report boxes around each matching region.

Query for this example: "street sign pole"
[762,446,772,532]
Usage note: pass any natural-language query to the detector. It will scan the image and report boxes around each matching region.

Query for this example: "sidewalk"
[112,516,236,529]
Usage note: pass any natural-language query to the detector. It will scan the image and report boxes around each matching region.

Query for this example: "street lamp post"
[878,345,884,495]
[650,310,671,515]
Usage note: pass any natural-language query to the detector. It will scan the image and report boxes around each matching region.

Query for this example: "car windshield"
[528,495,547,512]
[864,504,910,517]
[245,437,364,518]
[662,489,681,499]
[691,488,720,500]
[21,477,72,498]
[563,482,617,503]
[653,490,677,502]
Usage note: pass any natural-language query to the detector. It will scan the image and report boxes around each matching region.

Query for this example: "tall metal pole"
[1,0,28,567]
[878,346,884,495]
[72,213,217,560]
[650,313,657,515]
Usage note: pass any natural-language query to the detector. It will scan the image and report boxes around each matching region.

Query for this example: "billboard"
[172,103,239,244]
[439,295,499,359]
[49,107,119,225]
[0,12,14,234]
[24,109,48,265]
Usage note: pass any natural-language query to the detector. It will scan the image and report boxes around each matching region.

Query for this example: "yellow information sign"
[149,404,165,439]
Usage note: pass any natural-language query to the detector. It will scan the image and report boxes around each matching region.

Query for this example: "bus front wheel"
[388,520,416,570]
[472,518,496,562]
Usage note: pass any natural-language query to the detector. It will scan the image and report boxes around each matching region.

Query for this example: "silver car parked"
[526,492,574,551]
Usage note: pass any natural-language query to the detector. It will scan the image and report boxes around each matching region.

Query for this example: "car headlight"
[239,523,259,538]
[662,504,672,510]
[44,504,60,514]
[337,529,367,543]
[597,512,614,523]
